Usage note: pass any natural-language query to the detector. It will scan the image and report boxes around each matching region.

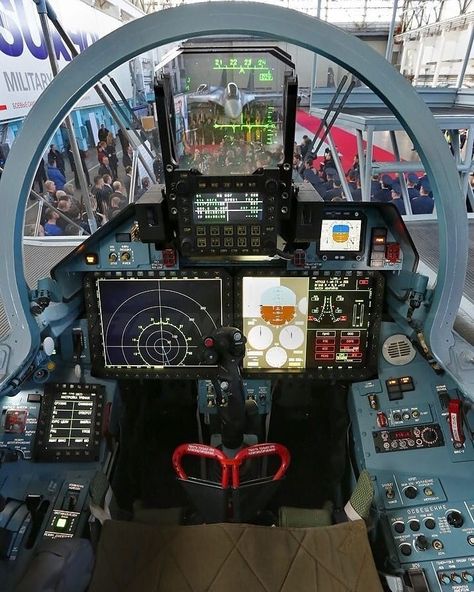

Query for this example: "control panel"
[373,423,444,453]
[198,379,272,415]
[349,322,474,592]
[168,174,288,256]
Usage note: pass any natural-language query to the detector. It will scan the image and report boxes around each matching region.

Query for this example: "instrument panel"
[237,270,384,379]
[85,270,233,378]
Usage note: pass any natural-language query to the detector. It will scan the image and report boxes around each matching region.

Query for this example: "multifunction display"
[193,192,263,224]
[240,271,383,378]
[320,219,362,252]
[93,274,227,372]
[34,383,104,462]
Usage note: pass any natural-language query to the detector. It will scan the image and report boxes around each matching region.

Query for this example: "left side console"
[0,381,115,590]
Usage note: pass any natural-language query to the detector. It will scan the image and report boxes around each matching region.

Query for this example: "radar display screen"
[239,271,383,378]
[193,192,263,224]
[320,219,362,251]
[34,383,104,462]
[85,271,232,378]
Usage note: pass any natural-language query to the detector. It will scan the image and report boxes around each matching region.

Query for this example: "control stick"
[203,327,247,451]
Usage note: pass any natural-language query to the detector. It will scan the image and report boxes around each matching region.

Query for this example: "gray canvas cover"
[89,519,383,591]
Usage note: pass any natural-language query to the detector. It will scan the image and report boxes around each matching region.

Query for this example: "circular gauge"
[260,285,296,326]
[265,346,288,368]
[298,297,308,315]
[279,325,305,350]
[247,325,274,350]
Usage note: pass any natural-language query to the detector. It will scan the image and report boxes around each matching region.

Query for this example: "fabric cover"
[89,519,382,592]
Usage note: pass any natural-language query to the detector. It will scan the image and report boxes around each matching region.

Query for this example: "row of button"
[393,518,436,533]
[197,237,261,248]
[438,571,474,585]
[196,225,262,237]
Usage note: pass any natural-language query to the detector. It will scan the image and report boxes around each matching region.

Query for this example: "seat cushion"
[88,519,382,592]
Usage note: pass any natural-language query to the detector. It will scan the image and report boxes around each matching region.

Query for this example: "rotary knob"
[421,427,438,445]
[446,510,464,528]
[393,521,405,534]
[399,543,412,557]
[404,486,418,499]
[415,535,430,551]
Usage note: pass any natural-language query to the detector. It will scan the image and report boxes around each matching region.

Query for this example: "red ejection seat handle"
[232,443,291,488]
[172,443,232,488]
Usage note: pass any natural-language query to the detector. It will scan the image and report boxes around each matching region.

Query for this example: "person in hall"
[135,177,151,200]
[406,173,420,200]
[389,183,406,215]
[411,182,434,214]
[81,196,107,233]
[124,165,135,199]
[43,180,57,204]
[323,176,344,202]
[33,158,47,194]
[351,176,363,202]
[109,195,125,217]
[98,123,109,143]
[299,135,312,161]
[48,144,65,175]
[302,159,323,189]
[109,180,127,208]
[122,144,133,169]
[373,174,392,203]
[105,132,118,179]
[347,169,358,193]
[91,175,110,216]
[46,160,66,191]
[98,156,114,179]
[97,141,108,165]
[102,174,114,199]
[43,208,63,236]
[370,173,381,199]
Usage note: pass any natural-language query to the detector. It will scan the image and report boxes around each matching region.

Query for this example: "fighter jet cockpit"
[0,4,473,592]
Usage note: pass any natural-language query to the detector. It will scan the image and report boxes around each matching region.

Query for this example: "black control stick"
[203,327,247,451]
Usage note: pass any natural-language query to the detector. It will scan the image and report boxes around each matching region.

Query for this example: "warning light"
[85,253,99,265]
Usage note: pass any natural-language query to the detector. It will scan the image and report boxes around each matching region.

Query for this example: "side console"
[349,323,474,591]
[0,381,115,590]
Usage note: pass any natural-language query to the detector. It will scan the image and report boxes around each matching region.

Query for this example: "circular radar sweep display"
[247,325,274,350]
[279,325,305,350]
[265,346,288,368]
[134,319,189,366]
[98,278,222,368]
[260,285,297,326]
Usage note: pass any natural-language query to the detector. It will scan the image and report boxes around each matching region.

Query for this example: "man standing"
[98,124,109,143]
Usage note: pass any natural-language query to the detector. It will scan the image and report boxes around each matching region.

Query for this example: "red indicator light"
[358,279,369,285]
[204,337,214,348]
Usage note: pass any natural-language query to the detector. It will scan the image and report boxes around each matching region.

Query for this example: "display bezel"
[84,269,233,379]
[315,209,367,260]
[34,383,104,462]
[234,269,384,380]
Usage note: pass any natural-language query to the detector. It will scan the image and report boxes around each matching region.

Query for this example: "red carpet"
[296,109,395,173]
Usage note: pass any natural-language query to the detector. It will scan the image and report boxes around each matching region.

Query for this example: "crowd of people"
[30,124,156,237]
[178,135,283,176]
[294,135,435,215]
[185,105,283,147]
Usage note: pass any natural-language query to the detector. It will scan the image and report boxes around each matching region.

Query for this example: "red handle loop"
[233,443,291,488]
[172,443,232,488]
[172,442,291,489]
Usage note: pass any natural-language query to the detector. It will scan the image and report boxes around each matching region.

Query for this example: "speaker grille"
[382,334,416,366]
